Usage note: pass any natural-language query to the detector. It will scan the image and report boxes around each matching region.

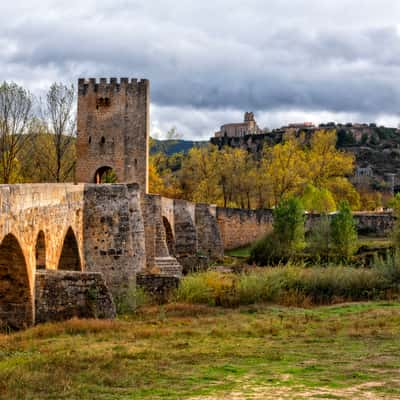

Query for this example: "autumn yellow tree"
[180,145,221,203]
[301,184,336,213]
[306,130,354,188]
[231,149,257,209]
[216,147,256,208]
[326,177,361,210]
[261,136,307,206]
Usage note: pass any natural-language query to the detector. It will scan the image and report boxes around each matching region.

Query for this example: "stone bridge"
[0,183,226,329]
[0,183,145,329]
[1,77,396,330]
[0,182,395,329]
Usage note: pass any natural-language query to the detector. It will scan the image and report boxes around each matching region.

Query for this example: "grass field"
[1,301,400,399]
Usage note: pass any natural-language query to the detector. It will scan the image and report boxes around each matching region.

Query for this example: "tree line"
[0,81,384,212]
[150,130,365,211]
[0,81,76,184]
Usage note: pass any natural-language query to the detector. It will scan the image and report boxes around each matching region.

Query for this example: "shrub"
[249,232,287,266]
[330,201,358,260]
[373,252,400,286]
[175,265,397,308]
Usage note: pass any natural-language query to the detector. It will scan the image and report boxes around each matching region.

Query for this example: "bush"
[373,252,400,286]
[175,265,398,307]
[249,232,287,266]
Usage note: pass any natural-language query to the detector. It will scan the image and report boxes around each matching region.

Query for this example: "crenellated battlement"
[78,77,149,95]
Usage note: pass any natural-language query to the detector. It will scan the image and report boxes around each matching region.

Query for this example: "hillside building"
[214,112,262,138]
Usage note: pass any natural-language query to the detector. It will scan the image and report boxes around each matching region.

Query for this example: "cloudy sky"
[2,0,400,139]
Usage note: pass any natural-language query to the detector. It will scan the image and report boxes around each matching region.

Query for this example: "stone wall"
[83,183,146,294]
[195,204,224,259]
[306,212,395,237]
[216,207,274,250]
[35,270,115,323]
[143,194,171,269]
[136,273,180,302]
[217,207,395,251]
[354,212,395,236]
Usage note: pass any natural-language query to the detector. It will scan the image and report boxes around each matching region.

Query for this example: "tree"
[330,201,358,260]
[180,145,221,204]
[273,197,306,256]
[217,147,256,208]
[261,137,306,206]
[326,177,361,210]
[306,130,354,188]
[301,184,336,213]
[0,82,34,183]
[41,83,76,182]
[359,190,382,211]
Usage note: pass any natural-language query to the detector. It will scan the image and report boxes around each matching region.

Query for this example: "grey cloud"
[0,0,400,138]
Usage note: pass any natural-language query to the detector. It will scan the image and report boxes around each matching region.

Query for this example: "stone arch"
[35,231,46,270]
[58,228,82,271]
[0,234,32,329]
[163,216,175,256]
[94,166,118,184]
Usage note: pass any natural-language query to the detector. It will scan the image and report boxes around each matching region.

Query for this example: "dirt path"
[188,380,392,399]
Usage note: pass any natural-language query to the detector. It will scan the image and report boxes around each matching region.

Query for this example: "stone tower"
[76,78,149,192]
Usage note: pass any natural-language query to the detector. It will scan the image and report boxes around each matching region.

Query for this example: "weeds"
[175,265,400,307]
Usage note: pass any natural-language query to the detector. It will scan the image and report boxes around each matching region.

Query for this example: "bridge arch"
[94,166,118,184]
[35,231,46,270]
[58,227,82,271]
[0,234,33,329]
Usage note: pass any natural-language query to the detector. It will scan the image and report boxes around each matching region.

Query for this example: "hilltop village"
[210,113,400,194]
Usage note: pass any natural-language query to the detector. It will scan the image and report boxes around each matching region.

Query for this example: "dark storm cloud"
[1,0,400,137]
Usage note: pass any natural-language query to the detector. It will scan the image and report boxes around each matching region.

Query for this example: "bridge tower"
[76,78,149,192]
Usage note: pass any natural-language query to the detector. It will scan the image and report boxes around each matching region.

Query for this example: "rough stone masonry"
[0,77,394,329]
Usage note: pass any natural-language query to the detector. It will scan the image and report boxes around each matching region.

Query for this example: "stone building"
[214,112,262,138]
[76,78,149,192]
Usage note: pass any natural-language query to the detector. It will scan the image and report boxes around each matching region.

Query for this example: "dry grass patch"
[0,302,400,399]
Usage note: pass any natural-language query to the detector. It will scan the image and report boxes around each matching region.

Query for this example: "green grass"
[225,245,252,258]
[1,302,400,399]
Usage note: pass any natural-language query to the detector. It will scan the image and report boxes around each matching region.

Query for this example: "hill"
[150,139,208,155]
[211,123,400,192]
